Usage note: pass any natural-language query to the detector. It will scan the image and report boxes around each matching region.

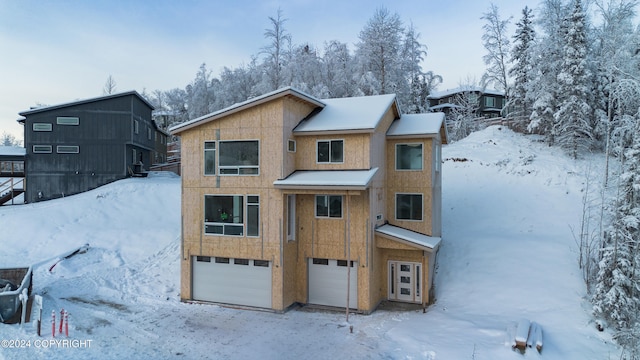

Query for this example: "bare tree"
[481,3,512,94]
[1,132,22,147]
[103,75,117,95]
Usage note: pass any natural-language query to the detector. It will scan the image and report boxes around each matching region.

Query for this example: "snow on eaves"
[293,94,397,133]
[386,113,444,137]
[0,146,26,156]
[169,87,325,134]
[273,168,378,190]
[375,224,441,250]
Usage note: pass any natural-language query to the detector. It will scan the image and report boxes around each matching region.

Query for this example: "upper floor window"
[33,145,52,154]
[57,117,79,125]
[134,120,139,134]
[57,145,79,154]
[315,195,342,218]
[147,127,152,140]
[396,143,423,171]
[395,193,423,221]
[484,96,496,108]
[33,123,52,132]
[288,139,296,152]
[317,140,343,163]
[219,140,259,175]
[204,141,216,175]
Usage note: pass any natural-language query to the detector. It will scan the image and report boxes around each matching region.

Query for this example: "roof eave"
[170,87,325,135]
[375,229,441,252]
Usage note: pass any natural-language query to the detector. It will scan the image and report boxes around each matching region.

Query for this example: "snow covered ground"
[0,126,620,359]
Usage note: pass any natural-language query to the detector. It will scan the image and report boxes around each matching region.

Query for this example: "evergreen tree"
[554,0,594,159]
[508,6,535,131]
[593,111,640,332]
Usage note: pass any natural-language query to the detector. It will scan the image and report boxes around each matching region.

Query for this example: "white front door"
[388,261,422,303]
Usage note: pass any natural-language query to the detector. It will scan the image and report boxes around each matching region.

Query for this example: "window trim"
[204,141,216,176]
[218,139,260,176]
[32,145,52,154]
[56,145,79,154]
[315,195,343,219]
[316,139,344,164]
[204,194,260,237]
[56,116,79,125]
[33,123,52,132]
[395,143,423,171]
[395,193,424,222]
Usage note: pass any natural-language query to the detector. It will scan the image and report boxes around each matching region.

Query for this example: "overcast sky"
[0,0,538,142]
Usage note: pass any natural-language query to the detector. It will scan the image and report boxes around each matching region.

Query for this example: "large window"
[396,143,423,170]
[315,195,343,218]
[395,193,423,221]
[218,140,259,175]
[204,141,216,175]
[204,195,260,237]
[317,140,343,163]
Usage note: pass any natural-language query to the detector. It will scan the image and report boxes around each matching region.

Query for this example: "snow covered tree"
[322,40,357,98]
[528,0,569,141]
[508,6,536,131]
[1,132,21,147]
[481,3,512,94]
[186,63,215,119]
[447,81,482,142]
[554,0,594,159]
[593,110,640,333]
[355,7,405,96]
[257,8,291,93]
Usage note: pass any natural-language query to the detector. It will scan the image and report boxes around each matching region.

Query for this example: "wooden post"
[346,194,351,324]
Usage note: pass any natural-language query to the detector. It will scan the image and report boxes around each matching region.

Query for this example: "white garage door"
[192,256,272,308]
[308,258,357,309]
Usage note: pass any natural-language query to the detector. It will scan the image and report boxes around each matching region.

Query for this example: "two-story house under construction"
[170,87,447,313]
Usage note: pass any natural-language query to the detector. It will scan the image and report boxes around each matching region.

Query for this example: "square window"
[396,144,423,170]
[315,195,342,218]
[396,194,423,221]
[317,140,343,163]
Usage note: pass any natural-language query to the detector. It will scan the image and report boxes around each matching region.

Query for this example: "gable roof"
[18,90,154,116]
[293,94,399,134]
[169,87,325,135]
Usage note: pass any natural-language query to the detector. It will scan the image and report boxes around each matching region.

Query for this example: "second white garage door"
[308,258,357,309]
[192,256,272,308]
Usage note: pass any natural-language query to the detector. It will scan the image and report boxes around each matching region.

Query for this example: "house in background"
[170,87,447,313]
[427,86,505,118]
[0,146,25,205]
[18,91,168,203]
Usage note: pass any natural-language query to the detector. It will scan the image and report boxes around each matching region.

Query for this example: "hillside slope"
[0,126,619,359]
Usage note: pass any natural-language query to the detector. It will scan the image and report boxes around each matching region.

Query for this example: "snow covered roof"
[386,113,445,138]
[428,86,504,99]
[0,146,26,157]
[169,87,325,134]
[375,224,441,251]
[273,168,378,190]
[293,94,398,134]
[18,90,154,116]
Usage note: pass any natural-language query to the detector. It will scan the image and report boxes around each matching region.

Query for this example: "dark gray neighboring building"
[18,91,168,203]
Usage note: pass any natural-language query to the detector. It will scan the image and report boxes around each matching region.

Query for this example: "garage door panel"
[192,257,271,308]
[308,259,357,309]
